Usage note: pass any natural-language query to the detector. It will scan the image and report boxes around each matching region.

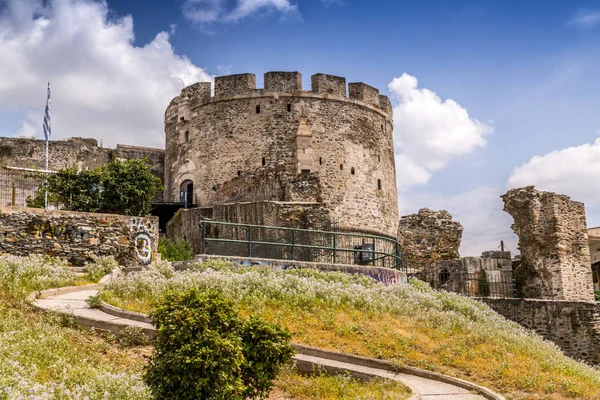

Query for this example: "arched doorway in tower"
[179,180,194,207]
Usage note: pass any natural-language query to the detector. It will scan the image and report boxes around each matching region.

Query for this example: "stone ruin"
[397,208,463,272]
[502,186,594,302]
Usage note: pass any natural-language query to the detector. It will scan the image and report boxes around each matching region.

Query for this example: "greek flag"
[43,82,51,141]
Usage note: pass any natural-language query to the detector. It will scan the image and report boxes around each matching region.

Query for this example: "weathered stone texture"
[164,71,397,237]
[166,201,331,254]
[264,71,302,93]
[0,206,158,266]
[214,73,256,97]
[397,208,463,270]
[311,74,347,97]
[0,137,164,173]
[482,298,600,364]
[502,186,594,301]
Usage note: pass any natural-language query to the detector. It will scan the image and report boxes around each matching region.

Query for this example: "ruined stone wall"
[0,206,158,266]
[0,137,112,171]
[502,186,594,301]
[481,298,600,364]
[166,201,331,254]
[397,208,463,271]
[164,71,397,237]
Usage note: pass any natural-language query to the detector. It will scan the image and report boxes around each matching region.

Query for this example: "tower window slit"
[351,167,355,175]
[256,105,261,114]
[377,179,382,190]
[262,157,266,166]
[287,104,292,112]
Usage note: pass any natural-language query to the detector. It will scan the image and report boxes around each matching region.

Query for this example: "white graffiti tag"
[134,233,153,264]
[130,218,155,264]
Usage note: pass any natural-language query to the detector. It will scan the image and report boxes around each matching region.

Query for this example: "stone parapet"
[0,206,158,266]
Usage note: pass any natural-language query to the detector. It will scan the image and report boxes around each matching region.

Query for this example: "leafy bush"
[86,293,102,309]
[27,158,162,216]
[84,256,119,281]
[144,288,294,400]
[157,236,194,261]
[595,291,600,302]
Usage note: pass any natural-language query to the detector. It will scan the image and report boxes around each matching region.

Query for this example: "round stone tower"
[164,71,398,237]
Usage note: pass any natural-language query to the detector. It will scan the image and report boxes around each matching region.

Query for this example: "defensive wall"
[0,206,158,266]
[0,137,165,207]
[481,298,600,364]
[164,71,398,238]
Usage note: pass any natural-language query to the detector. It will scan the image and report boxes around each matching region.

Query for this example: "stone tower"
[502,186,594,301]
[164,71,398,237]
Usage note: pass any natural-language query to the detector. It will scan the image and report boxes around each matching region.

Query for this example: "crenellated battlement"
[170,71,392,116]
[164,70,399,238]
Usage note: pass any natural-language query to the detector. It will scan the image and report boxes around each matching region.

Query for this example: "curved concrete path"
[34,288,499,400]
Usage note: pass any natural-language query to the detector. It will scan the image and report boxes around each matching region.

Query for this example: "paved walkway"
[35,289,490,400]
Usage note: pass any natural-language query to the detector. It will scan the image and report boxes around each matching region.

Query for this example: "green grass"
[99,260,600,400]
[270,366,411,399]
[0,255,409,399]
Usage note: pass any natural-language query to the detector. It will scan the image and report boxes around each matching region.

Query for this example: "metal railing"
[199,220,402,270]
[414,267,517,299]
[0,166,62,209]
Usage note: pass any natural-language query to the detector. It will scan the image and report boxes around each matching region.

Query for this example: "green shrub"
[144,288,294,400]
[595,291,600,302]
[157,236,193,261]
[86,294,102,309]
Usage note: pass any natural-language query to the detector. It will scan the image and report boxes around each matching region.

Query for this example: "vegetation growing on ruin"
[157,236,194,261]
[99,260,600,400]
[0,255,406,399]
[27,158,162,216]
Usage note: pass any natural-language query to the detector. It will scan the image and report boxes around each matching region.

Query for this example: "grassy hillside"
[0,255,409,399]
[99,260,600,400]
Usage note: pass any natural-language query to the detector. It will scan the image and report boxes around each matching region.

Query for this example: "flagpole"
[43,81,51,209]
[45,136,48,209]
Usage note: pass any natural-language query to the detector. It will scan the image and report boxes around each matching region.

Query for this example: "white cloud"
[507,137,600,205]
[388,73,491,190]
[399,186,518,257]
[567,10,600,30]
[0,0,212,148]
[182,0,297,26]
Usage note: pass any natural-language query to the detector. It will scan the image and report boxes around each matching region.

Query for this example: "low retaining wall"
[481,298,600,364]
[0,206,158,266]
[177,254,407,284]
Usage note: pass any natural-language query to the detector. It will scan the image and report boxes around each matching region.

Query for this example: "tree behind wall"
[27,158,162,216]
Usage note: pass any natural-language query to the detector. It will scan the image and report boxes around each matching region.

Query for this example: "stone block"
[311,73,346,97]
[264,71,302,92]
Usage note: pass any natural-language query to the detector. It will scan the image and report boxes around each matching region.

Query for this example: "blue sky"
[2,0,600,255]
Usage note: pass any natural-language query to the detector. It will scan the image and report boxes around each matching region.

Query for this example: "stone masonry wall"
[164,71,397,237]
[397,208,463,271]
[0,206,158,266]
[167,201,331,255]
[502,186,594,301]
[481,298,600,364]
[0,137,164,174]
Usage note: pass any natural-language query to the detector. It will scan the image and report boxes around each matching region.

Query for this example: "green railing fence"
[200,220,402,270]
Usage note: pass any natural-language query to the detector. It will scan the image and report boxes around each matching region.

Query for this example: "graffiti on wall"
[130,217,156,264]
